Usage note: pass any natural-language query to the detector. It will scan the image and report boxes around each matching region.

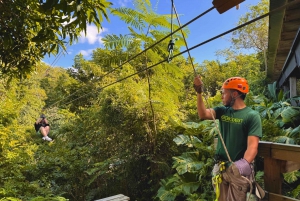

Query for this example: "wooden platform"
[95,194,130,201]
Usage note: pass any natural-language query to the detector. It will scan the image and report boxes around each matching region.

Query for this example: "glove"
[193,76,203,94]
[193,84,203,94]
[234,158,252,176]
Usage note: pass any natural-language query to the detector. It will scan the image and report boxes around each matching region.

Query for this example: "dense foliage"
[0,0,112,78]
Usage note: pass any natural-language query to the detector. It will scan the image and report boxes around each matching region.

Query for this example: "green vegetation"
[0,0,300,200]
[0,0,112,78]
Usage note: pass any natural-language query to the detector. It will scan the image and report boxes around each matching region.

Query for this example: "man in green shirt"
[193,76,262,201]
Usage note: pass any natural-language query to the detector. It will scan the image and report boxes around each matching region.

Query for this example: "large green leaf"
[173,181,200,195]
[268,82,277,101]
[172,154,204,175]
[289,125,300,138]
[281,107,300,123]
[156,189,177,201]
[274,136,295,144]
[173,134,202,148]
[284,171,300,183]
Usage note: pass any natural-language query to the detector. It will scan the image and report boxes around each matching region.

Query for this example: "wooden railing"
[258,141,300,201]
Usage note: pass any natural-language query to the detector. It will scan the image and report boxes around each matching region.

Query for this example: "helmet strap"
[228,90,243,107]
[229,92,235,107]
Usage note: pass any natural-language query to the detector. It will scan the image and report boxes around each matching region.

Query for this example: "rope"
[182,0,300,162]
[99,6,215,79]
[172,0,300,59]
[167,0,175,62]
[45,87,84,109]
[44,0,299,109]
[171,3,196,74]
[170,0,174,38]
[44,6,215,109]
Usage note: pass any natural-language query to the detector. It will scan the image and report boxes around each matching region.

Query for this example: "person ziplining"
[34,114,52,142]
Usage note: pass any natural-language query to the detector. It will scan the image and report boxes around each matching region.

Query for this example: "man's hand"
[193,76,203,94]
[234,158,252,176]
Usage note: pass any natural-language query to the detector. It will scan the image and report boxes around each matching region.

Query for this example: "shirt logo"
[221,115,243,124]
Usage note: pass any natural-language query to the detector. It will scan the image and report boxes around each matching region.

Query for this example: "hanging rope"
[167,0,176,62]
[171,3,196,74]
[171,1,232,162]
[99,6,215,79]
[42,0,298,110]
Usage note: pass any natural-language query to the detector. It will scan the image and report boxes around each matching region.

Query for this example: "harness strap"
[211,162,226,201]
[212,174,222,201]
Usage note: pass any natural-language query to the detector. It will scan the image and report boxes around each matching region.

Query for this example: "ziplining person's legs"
[35,114,52,142]
[40,126,49,137]
[43,125,50,136]
[40,125,52,141]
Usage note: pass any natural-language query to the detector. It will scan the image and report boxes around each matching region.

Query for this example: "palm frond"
[111,8,146,30]
[102,34,134,49]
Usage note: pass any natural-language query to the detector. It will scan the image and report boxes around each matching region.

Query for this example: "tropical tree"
[0,0,112,78]
[230,0,269,70]
[0,67,73,200]
[196,53,266,96]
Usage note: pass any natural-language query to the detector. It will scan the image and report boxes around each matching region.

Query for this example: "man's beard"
[224,98,233,107]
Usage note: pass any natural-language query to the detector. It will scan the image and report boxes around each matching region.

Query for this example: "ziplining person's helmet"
[40,114,46,119]
[222,77,249,94]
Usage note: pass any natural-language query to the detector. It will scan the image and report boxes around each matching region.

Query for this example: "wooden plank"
[281,31,298,40]
[258,141,272,157]
[272,149,300,162]
[95,194,130,201]
[271,143,300,152]
[282,161,300,173]
[271,143,300,162]
[264,157,283,194]
[282,20,300,32]
[265,192,300,201]
[278,40,294,51]
[285,9,300,21]
[258,142,300,162]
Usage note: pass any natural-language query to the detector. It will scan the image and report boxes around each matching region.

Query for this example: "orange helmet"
[222,77,249,94]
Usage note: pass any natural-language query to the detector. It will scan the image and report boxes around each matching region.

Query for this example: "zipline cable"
[170,0,174,38]
[99,6,215,79]
[187,0,300,180]
[171,0,234,164]
[171,2,232,162]
[171,0,300,62]
[167,0,176,62]
[172,3,196,75]
[44,6,215,109]
[47,0,298,108]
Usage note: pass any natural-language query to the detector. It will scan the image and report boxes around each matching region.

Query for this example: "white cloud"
[79,25,108,45]
[118,0,132,7]
[79,49,94,57]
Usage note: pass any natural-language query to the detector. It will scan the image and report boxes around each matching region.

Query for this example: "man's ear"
[233,90,239,98]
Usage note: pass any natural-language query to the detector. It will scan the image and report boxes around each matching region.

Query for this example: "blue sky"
[43,0,261,69]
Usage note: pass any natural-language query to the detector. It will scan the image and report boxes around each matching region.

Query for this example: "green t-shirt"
[214,106,262,162]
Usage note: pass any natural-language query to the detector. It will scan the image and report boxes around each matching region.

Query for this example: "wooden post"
[264,157,284,194]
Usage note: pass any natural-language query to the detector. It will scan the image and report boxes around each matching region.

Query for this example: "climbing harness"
[167,0,176,63]
[212,162,226,201]
[167,38,178,63]
[171,1,256,199]
[169,4,238,199]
